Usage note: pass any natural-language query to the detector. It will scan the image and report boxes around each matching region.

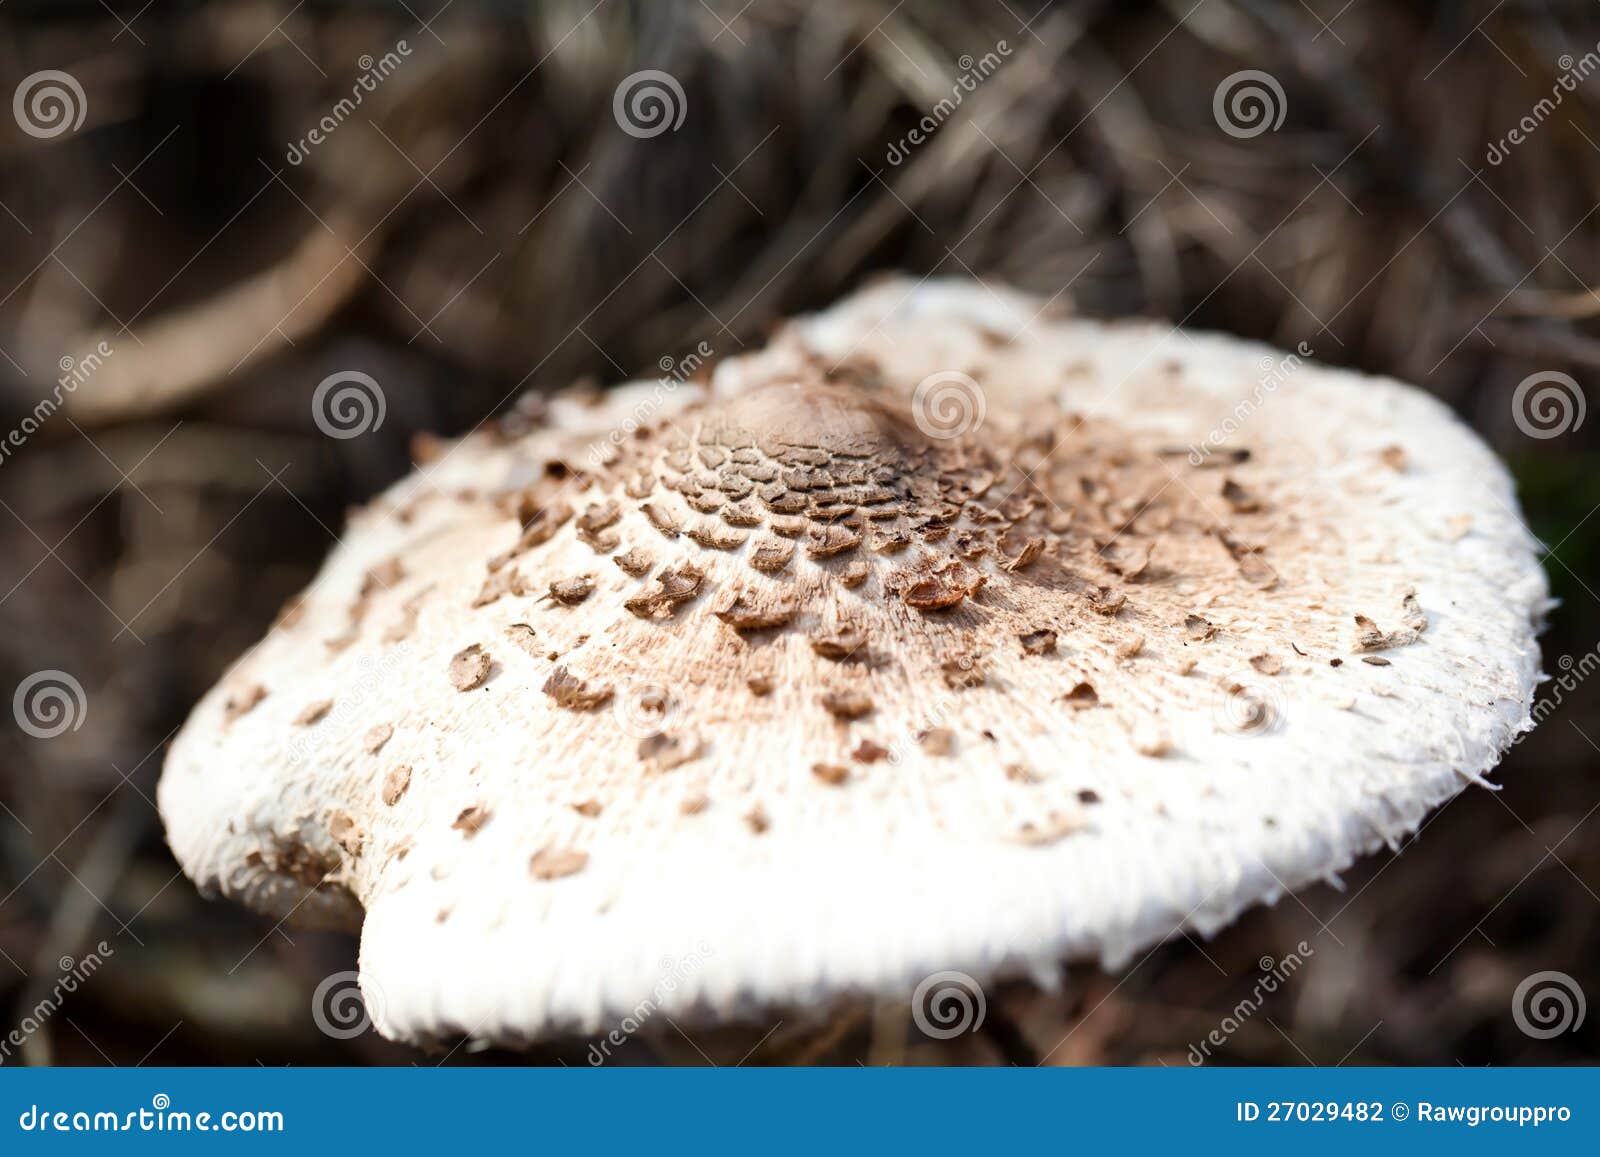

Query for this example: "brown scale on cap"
[294,699,333,726]
[613,547,653,577]
[448,645,492,691]
[222,682,267,723]
[452,805,491,836]
[381,765,411,806]
[529,846,588,881]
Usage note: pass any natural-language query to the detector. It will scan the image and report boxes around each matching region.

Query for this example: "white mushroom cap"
[159,277,1547,1047]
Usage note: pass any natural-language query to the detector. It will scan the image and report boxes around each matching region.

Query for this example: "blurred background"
[1,0,1597,1065]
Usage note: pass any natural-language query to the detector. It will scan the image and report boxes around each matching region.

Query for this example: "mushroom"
[158,277,1547,1048]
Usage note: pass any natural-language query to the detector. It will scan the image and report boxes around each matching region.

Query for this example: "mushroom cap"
[159,277,1547,1047]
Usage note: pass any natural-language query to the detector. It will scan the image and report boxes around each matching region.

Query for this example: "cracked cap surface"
[159,277,1548,1047]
